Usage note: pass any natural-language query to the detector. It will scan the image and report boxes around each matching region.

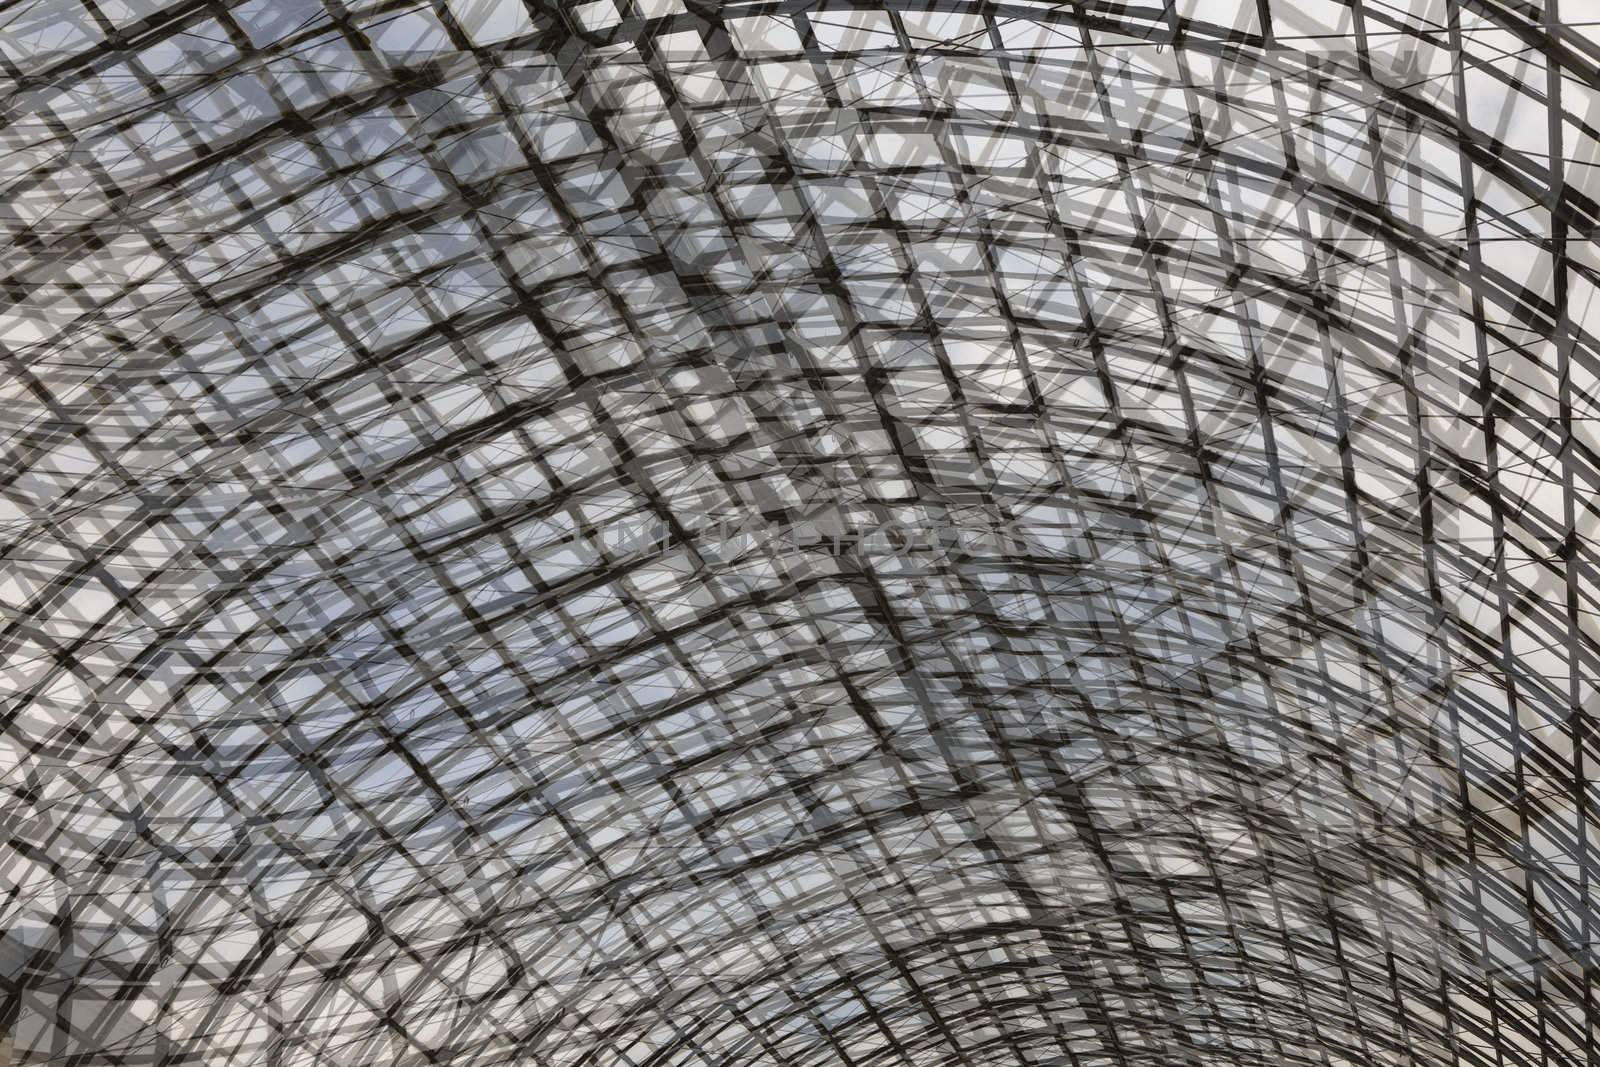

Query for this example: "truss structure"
[2,0,1599,1064]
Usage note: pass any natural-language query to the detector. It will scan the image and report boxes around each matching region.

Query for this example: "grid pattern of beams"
[2,1,1599,1065]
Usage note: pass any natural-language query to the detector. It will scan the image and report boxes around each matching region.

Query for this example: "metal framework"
[2,0,1598,1064]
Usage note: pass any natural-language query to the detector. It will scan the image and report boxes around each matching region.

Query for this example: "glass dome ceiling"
[1,1,1598,1064]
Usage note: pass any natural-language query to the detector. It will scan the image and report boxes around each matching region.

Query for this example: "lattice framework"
[2,1,1600,1065]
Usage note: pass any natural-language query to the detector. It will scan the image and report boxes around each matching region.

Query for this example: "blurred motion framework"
[2,1,1600,1065]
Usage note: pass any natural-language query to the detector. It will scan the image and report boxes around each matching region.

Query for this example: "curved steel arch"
[2,1,1599,1065]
